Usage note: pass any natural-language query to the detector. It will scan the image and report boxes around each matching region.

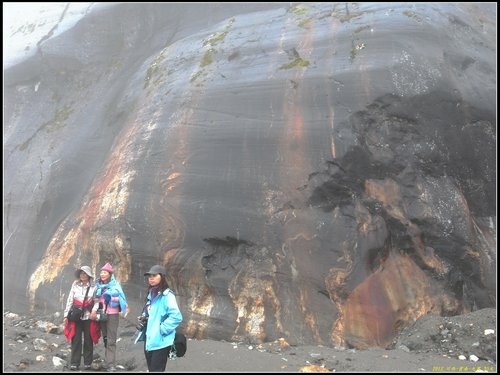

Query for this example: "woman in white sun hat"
[63,265,98,371]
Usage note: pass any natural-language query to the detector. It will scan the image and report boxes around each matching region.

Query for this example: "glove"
[103,293,111,305]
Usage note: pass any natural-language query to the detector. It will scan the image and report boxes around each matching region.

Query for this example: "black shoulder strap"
[83,285,91,301]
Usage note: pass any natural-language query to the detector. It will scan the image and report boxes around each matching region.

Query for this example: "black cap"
[144,265,167,276]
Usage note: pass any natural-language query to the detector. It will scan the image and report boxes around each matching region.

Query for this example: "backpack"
[172,332,187,358]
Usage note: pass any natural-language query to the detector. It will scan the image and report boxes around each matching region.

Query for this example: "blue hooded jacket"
[138,288,182,351]
[95,274,128,316]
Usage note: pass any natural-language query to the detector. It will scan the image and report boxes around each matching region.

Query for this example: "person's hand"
[63,317,68,326]
[90,311,97,320]
[124,306,130,318]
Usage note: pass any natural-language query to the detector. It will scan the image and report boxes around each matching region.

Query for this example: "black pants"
[144,344,171,372]
[71,319,93,367]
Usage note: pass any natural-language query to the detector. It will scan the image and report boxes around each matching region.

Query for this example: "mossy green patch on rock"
[19,138,31,151]
[190,70,203,83]
[279,57,310,70]
[12,23,36,36]
[403,10,423,23]
[201,48,216,68]
[290,4,308,16]
[18,104,74,151]
[334,3,364,23]
[202,17,235,48]
[45,105,74,132]
[290,4,312,29]
[354,25,370,34]
[349,42,365,62]
[144,47,169,89]
[298,18,313,28]
[204,31,227,47]
[194,17,235,78]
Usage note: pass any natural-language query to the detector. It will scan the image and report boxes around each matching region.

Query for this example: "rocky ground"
[3,308,496,373]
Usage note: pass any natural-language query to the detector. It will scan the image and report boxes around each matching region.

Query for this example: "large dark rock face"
[3,3,496,349]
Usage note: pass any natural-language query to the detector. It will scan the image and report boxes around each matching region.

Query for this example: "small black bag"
[95,308,108,322]
[172,332,187,357]
[67,285,91,322]
[67,306,84,322]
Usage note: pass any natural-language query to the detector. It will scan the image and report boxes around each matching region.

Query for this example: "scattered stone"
[393,308,497,362]
[299,364,332,372]
[470,354,479,362]
[52,356,66,368]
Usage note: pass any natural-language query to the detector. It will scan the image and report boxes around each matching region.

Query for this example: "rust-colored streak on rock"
[240,295,266,339]
[163,249,213,339]
[327,8,343,159]
[335,252,459,348]
[80,158,120,232]
[186,283,215,339]
[278,11,312,234]
[364,178,448,274]
[279,7,314,186]
[244,8,321,344]
[299,288,323,343]
[27,226,80,308]
[230,273,282,343]
[27,112,158,309]
[155,37,232,335]
[268,13,342,343]
[365,179,405,220]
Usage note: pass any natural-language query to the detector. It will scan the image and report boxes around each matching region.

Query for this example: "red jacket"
[64,320,101,344]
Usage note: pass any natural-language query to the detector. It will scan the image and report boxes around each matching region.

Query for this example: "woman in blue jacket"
[140,264,183,372]
[90,263,129,372]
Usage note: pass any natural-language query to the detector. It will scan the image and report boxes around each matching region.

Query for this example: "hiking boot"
[83,365,92,370]
[70,365,79,370]
[106,366,117,372]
